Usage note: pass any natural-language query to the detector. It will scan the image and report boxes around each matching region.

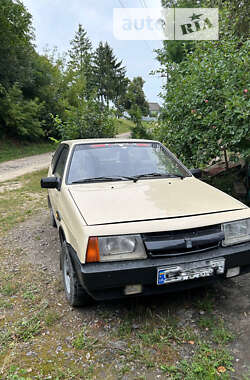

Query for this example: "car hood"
[68,177,246,226]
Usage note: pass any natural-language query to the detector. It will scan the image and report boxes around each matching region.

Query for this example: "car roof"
[61,138,159,147]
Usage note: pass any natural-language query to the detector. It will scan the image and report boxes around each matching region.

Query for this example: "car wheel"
[61,242,91,307]
[50,208,57,227]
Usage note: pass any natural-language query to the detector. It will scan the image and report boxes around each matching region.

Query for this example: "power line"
[138,0,156,53]
[117,0,126,8]
[141,0,148,8]
[116,0,154,56]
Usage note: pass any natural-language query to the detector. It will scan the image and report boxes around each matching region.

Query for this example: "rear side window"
[53,146,69,178]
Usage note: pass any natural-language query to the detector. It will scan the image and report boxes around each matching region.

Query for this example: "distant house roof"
[148,102,161,112]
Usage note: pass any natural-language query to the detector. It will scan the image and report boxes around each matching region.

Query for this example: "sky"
[21,0,164,104]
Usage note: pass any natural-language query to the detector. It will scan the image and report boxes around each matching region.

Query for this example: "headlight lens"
[98,235,147,262]
[222,218,250,246]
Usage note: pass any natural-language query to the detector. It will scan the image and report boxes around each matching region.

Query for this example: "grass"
[212,321,234,344]
[114,118,153,135]
[0,139,55,164]
[114,118,134,134]
[44,311,61,327]
[14,314,42,342]
[22,284,39,301]
[0,168,47,234]
[0,261,239,379]
[0,282,19,296]
[162,343,233,379]
[72,328,99,350]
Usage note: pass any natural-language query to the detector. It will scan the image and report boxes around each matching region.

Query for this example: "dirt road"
[0,152,53,182]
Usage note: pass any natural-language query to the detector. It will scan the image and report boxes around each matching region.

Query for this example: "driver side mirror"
[41,176,60,189]
[190,168,202,179]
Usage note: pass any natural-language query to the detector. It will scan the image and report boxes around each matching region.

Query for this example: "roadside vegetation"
[0,140,54,164]
[0,169,47,234]
[115,119,151,136]
[154,0,249,168]
[0,1,149,145]
[115,119,134,135]
[0,118,135,165]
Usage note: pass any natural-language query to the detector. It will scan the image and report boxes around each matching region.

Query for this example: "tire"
[61,242,91,307]
[50,208,57,228]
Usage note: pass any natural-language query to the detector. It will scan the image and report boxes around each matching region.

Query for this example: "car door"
[49,144,69,223]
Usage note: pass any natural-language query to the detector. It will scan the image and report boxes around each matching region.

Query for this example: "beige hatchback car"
[41,139,250,306]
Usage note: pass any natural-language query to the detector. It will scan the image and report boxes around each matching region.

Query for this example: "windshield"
[67,142,191,184]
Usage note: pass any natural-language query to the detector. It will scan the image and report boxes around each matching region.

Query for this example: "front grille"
[142,225,224,258]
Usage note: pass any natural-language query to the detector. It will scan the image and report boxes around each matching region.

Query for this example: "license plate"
[157,258,225,285]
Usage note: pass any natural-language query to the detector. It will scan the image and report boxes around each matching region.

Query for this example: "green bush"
[0,84,44,140]
[155,37,249,167]
[52,97,115,140]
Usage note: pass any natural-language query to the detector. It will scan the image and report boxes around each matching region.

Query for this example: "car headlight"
[98,235,147,262]
[222,218,250,247]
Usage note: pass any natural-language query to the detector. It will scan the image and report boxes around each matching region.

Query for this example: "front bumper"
[69,241,250,301]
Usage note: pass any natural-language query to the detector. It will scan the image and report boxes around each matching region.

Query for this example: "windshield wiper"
[168,173,185,179]
[133,172,184,182]
[71,176,136,184]
[71,173,185,184]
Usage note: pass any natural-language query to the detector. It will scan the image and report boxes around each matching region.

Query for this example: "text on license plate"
[157,258,225,285]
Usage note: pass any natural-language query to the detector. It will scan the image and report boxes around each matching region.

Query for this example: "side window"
[51,145,64,172]
[53,146,69,178]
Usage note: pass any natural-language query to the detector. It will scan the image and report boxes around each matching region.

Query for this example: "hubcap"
[64,254,71,294]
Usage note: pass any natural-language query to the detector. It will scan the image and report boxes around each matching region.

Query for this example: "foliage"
[0,139,54,163]
[52,98,115,140]
[0,0,34,88]
[92,41,127,107]
[115,118,135,134]
[159,0,249,64]
[120,77,150,139]
[0,2,148,143]
[122,77,149,117]
[0,84,44,139]
[155,2,250,167]
[68,24,92,73]
[162,0,249,40]
[0,0,67,140]
[68,24,93,98]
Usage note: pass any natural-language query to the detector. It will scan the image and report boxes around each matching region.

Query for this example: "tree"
[52,97,115,141]
[121,77,150,139]
[68,24,93,98]
[158,0,249,67]
[92,42,127,107]
[0,84,44,140]
[0,0,47,140]
[0,4,129,141]
[123,77,149,117]
[154,37,250,167]
[23,52,69,137]
[0,0,34,89]
[68,24,92,72]
[162,0,249,40]
[154,0,250,166]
